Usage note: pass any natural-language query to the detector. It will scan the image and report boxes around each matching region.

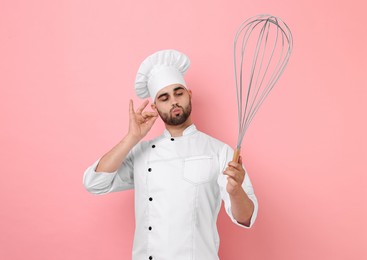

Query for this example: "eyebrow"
[173,86,185,92]
[156,86,185,100]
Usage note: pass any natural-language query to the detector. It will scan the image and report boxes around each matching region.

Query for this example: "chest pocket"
[183,155,213,185]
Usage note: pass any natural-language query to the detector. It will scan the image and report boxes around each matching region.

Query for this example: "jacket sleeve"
[83,149,135,195]
[217,144,258,228]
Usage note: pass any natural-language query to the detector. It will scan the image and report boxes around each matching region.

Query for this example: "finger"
[223,168,237,178]
[129,99,136,117]
[136,100,149,114]
[145,114,158,127]
[142,111,159,119]
[228,160,241,170]
[226,176,239,187]
[239,155,243,165]
[224,166,244,183]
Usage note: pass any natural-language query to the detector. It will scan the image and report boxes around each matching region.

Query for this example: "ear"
[151,103,157,111]
[188,89,192,98]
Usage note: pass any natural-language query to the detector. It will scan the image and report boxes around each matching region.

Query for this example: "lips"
[171,107,182,115]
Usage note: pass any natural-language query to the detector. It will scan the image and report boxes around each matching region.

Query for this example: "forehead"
[156,84,185,96]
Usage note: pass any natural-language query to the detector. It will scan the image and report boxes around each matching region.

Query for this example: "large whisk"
[233,14,293,162]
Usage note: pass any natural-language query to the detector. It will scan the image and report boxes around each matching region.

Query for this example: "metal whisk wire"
[233,14,293,161]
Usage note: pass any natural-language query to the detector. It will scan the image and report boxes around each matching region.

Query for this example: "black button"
[148,226,152,230]
[149,197,153,201]
[171,138,174,141]
[149,256,153,260]
[148,168,152,172]
[152,145,155,148]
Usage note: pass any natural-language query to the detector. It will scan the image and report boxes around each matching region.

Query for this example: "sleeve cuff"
[225,193,258,229]
[83,158,118,194]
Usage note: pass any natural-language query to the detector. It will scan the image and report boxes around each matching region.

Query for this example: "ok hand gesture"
[128,99,158,141]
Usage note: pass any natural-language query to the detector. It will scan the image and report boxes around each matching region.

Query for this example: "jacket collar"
[163,124,197,138]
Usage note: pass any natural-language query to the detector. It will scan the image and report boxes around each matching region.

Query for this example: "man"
[83,49,258,260]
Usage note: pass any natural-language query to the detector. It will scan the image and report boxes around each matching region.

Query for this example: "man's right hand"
[94,100,158,173]
[128,99,158,141]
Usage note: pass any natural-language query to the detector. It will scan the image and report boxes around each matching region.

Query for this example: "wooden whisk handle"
[232,148,241,162]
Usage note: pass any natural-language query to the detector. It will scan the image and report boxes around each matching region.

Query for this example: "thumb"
[146,114,158,127]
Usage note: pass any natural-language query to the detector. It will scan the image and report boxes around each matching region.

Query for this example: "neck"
[165,117,193,137]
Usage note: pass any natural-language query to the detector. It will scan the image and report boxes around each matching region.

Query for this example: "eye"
[159,96,168,102]
[176,92,183,96]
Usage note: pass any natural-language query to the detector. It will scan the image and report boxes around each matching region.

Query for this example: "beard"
[158,100,192,126]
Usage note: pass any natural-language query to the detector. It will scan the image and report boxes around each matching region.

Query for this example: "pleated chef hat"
[135,49,190,100]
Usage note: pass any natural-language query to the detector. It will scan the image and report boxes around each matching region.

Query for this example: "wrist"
[229,187,246,199]
[124,133,141,145]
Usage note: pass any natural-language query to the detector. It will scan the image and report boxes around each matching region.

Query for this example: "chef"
[83,49,258,260]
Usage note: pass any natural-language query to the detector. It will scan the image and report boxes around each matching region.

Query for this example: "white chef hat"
[135,49,190,100]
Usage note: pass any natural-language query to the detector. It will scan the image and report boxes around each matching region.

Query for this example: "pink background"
[1,0,366,259]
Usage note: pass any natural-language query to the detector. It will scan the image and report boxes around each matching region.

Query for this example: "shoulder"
[196,130,233,154]
[132,134,165,154]
[195,130,235,171]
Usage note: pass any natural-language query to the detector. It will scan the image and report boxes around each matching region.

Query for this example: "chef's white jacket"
[83,124,258,260]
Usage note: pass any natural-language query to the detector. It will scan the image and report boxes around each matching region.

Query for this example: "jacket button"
[149,197,153,201]
[149,256,153,260]
[152,145,155,148]
[148,226,152,230]
[148,168,152,172]
[171,138,174,141]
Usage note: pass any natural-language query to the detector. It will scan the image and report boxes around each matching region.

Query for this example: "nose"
[171,96,178,107]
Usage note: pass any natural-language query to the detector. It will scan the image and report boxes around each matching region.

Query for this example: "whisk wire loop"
[233,14,293,152]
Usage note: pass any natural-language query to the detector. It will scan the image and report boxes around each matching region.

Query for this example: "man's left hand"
[223,156,246,196]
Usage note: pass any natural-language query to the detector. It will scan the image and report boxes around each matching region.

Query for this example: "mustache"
[170,104,183,112]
